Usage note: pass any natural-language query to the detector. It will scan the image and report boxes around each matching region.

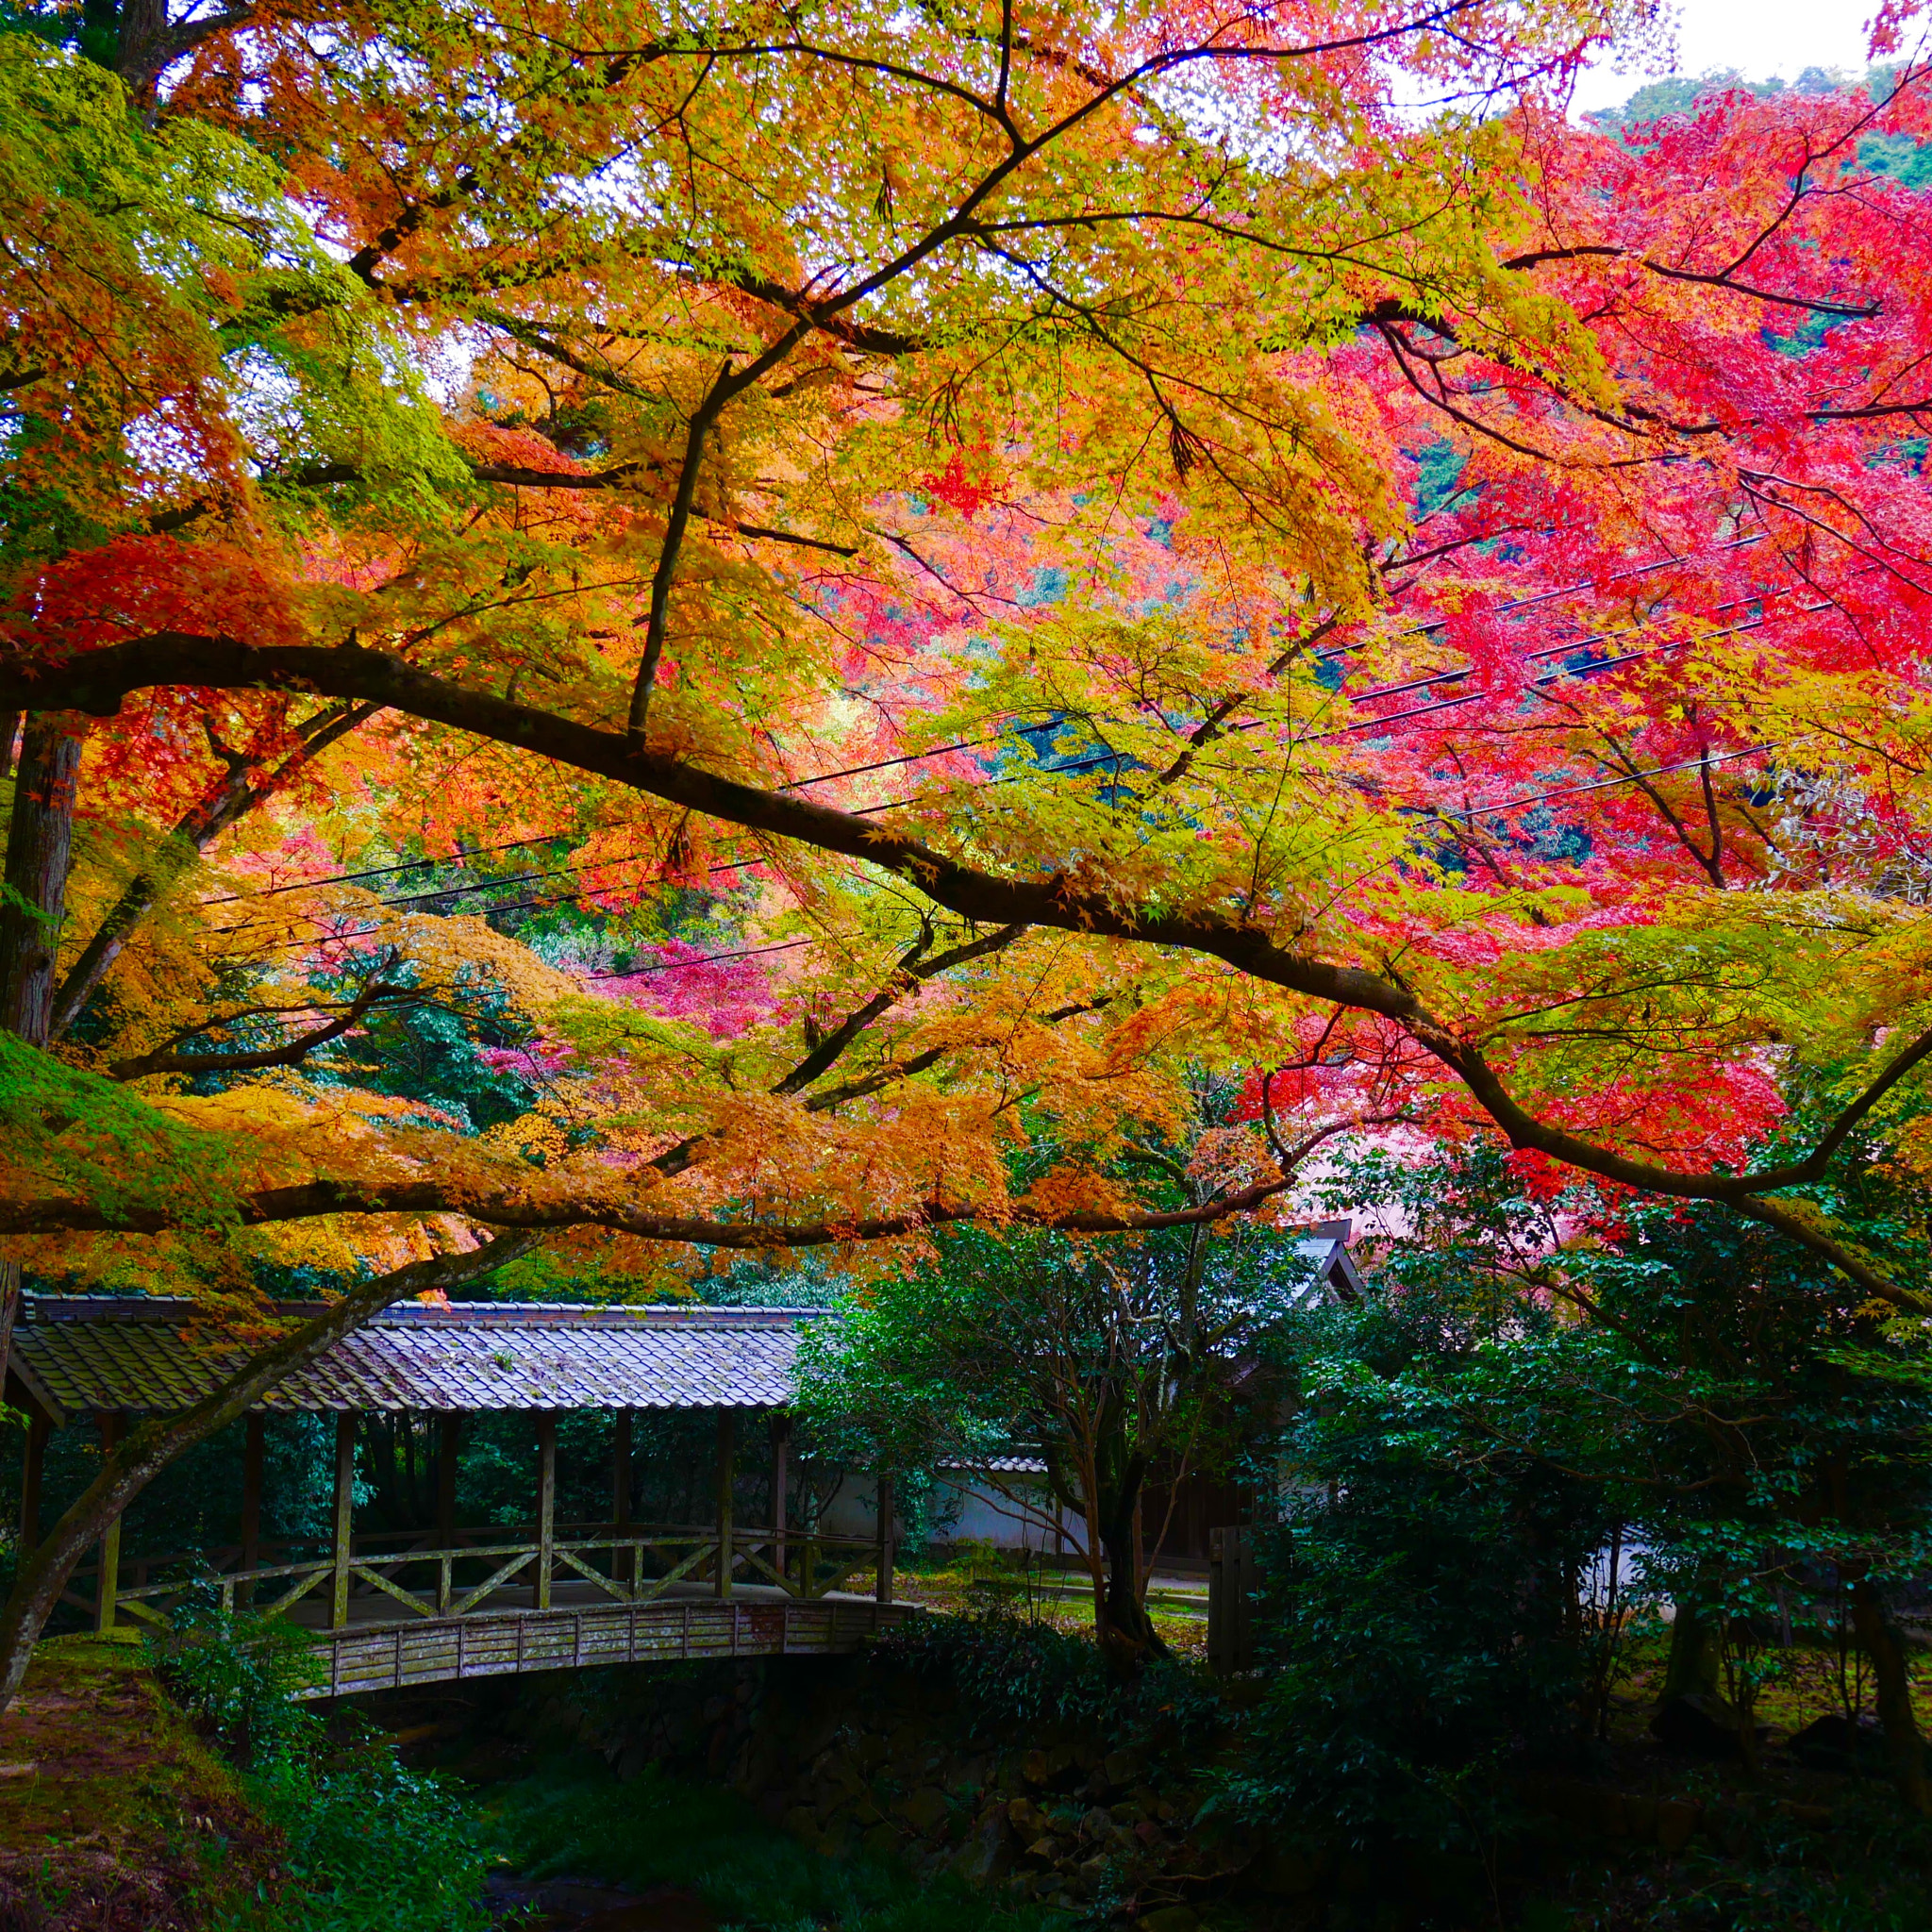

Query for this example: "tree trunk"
[1850,1576,1932,1816]
[0,1234,530,1717]
[1095,1483,1168,1671]
[1662,1601,1723,1702]
[0,714,85,1046]
[0,714,87,1384]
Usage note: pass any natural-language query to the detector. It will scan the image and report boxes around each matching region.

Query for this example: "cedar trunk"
[0,714,87,1383]
[1850,1576,1932,1816]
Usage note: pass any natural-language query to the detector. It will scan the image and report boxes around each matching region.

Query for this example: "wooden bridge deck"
[288,1584,917,1697]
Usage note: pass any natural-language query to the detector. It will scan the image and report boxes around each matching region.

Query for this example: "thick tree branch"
[0,1171,1295,1243]
[107,975,412,1080]
[3,632,1923,1299]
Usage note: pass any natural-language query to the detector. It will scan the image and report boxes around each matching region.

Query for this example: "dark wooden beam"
[330,1413,356,1630]
[535,1412,557,1612]
[18,1414,45,1560]
[238,1412,263,1609]
[714,1409,736,1603]
[93,1410,123,1633]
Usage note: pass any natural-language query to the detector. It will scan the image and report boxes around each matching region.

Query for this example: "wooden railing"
[64,1520,889,1633]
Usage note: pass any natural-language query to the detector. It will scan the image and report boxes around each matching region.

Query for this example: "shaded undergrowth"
[481,1750,1050,1932]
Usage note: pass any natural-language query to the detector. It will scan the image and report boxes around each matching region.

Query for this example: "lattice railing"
[68,1521,886,1632]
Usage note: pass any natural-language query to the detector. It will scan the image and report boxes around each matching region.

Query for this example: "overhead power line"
[206,534,1788,905]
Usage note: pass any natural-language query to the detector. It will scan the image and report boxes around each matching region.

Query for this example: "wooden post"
[436,1412,460,1547]
[238,1412,264,1609]
[330,1412,356,1631]
[770,1412,791,1590]
[612,1407,634,1591]
[535,1411,557,1612]
[436,1412,460,1612]
[875,1470,894,1605]
[93,1412,123,1634]
[18,1413,46,1558]
[714,1408,735,1601]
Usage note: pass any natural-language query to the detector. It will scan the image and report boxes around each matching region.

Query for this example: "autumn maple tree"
[5,0,1932,1699]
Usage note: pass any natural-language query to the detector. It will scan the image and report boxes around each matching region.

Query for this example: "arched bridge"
[8,1298,918,1694]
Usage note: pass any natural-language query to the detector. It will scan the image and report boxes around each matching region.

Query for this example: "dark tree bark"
[1850,1574,1932,1816]
[1095,1477,1168,1669]
[0,714,88,1385]
[0,715,86,1048]
[0,1234,530,1716]
[1661,1600,1723,1701]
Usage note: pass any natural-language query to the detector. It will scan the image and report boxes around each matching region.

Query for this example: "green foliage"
[1225,1281,1623,1856]
[230,1744,494,1932]
[484,1749,1043,1932]
[1228,1128,1932,1852]
[0,1035,254,1233]
[880,1598,1224,1755]
[147,1597,324,1769]
[151,1607,491,1931]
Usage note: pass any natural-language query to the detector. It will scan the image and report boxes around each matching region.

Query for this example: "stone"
[1102,1745,1149,1789]
[783,1805,818,1841]
[1650,1692,1757,1759]
[958,1817,1016,1886]
[1623,1795,1657,1841]
[896,1786,951,1835]
[1022,1748,1052,1785]
[1790,1713,1890,1773]
[1079,1806,1114,1842]
[1596,1790,1628,1839]
[1139,1909,1200,1932]
[1655,1799,1701,1855]
[1008,1796,1046,1838]
[862,1824,901,1859]
[1025,1836,1060,1865]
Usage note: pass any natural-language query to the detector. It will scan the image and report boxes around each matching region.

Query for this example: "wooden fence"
[64,1519,889,1634]
[298,1595,919,1697]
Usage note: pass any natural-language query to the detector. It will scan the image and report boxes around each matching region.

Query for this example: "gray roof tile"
[10,1299,815,1419]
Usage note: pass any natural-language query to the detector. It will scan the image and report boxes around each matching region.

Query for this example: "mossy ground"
[0,1630,276,1929]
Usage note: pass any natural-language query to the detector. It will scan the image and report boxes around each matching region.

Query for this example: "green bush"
[231,1745,494,1932]
[880,1598,1224,1755]
[150,1606,491,1932]
[148,1596,324,1769]
[486,1751,1042,1932]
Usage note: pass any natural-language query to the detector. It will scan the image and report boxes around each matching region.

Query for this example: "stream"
[482,1873,716,1931]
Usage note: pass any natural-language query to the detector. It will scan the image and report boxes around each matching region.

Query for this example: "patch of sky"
[1018,565,1070,608]
[1410,439,1471,520]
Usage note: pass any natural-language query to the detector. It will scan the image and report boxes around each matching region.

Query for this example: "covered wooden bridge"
[6,1298,912,1696]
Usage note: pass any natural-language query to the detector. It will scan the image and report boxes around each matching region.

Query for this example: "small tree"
[801,1192,1322,1667]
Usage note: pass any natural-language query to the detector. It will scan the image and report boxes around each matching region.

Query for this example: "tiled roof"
[8,1299,817,1422]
